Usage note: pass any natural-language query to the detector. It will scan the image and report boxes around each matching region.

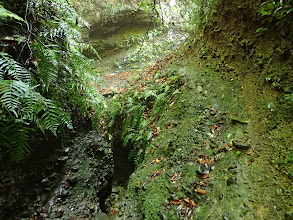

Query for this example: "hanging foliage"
[0,1,102,161]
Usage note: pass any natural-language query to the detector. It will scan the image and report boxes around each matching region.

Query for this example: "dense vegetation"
[0,0,292,219]
[0,0,102,161]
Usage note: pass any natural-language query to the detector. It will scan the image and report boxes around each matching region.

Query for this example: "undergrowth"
[0,1,103,161]
[101,70,184,166]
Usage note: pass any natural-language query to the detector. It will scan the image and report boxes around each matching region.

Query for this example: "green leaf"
[260,10,270,15]
[256,27,268,33]
[0,4,24,25]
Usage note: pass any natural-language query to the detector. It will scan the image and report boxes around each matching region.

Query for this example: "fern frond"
[0,79,72,134]
[143,90,157,100]
[0,4,24,25]
[0,80,29,117]
[32,44,60,90]
[0,120,31,162]
[0,52,31,83]
[152,92,168,116]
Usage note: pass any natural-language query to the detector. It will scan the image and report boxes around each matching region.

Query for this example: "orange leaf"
[197,189,206,195]
[201,174,209,179]
[246,151,252,155]
[183,198,189,203]
[189,199,196,208]
[171,200,182,205]
[248,158,254,166]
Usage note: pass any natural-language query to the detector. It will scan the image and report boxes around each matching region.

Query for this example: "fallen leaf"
[189,199,196,208]
[216,144,232,153]
[171,200,182,205]
[151,157,163,164]
[247,151,252,155]
[211,125,217,134]
[171,173,177,182]
[183,198,189,203]
[248,158,254,166]
[197,189,206,195]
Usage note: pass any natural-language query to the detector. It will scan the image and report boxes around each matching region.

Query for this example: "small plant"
[267,102,276,111]
[260,0,293,20]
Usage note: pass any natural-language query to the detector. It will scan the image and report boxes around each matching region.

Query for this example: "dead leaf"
[211,125,217,134]
[171,173,177,182]
[183,198,189,203]
[248,158,254,166]
[197,189,206,195]
[246,151,252,155]
[216,144,232,153]
[189,199,196,208]
[151,157,163,164]
[171,200,182,205]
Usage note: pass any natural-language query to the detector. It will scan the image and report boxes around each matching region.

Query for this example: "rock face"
[0,131,114,219]
[83,10,153,58]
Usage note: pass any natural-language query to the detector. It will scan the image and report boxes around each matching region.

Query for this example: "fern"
[0,4,24,25]
[0,0,103,161]
[152,92,168,116]
[0,119,31,162]
[0,79,72,134]
[0,52,31,83]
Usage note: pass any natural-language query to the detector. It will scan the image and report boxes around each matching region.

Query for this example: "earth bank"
[101,0,293,219]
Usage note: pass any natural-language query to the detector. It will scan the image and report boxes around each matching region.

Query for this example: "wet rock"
[68,175,79,185]
[230,116,250,124]
[198,163,209,175]
[55,209,64,218]
[60,189,68,198]
[227,176,237,186]
[41,178,49,187]
[71,165,80,172]
[232,140,250,149]
[112,186,119,194]
[93,211,109,220]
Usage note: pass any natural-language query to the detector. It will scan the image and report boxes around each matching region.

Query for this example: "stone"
[60,189,68,198]
[227,176,237,186]
[198,163,209,175]
[93,211,109,220]
[112,186,119,194]
[41,178,49,187]
[71,166,80,172]
[55,209,63,218]
[68,175,79,185]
